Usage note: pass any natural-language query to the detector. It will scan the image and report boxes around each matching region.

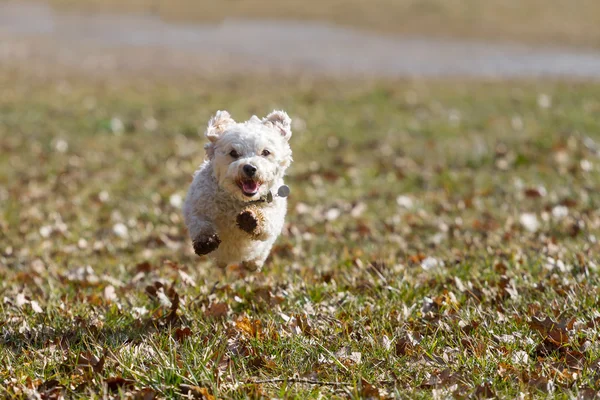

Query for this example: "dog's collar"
[248,185,290,204]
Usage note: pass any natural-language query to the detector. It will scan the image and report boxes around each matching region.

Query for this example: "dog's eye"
[261,149,271,157]
[229,150,240,159]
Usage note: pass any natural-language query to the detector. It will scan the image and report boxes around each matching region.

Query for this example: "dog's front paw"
[192,233,221,256]
[237,210,258,234]
[236,207,266,239]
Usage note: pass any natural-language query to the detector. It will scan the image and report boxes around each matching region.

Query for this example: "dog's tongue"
[242,180,259,194]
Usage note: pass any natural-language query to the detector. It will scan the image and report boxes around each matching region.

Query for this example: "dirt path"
[2,1,600,79]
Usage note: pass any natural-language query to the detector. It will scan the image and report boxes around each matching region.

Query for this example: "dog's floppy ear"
[205,110,235,143]
[263,110,292,141]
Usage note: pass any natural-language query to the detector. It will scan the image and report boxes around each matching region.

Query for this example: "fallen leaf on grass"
[233,384,266,399]
[147,282,181,324]
[409,253,426,264]
[205,302,228,318]
[576,387,598,400]
[145,282,162,299]
[336,347,361,366]
[497,362,518,378]
[235,316,263,339]
[131,388,157,400]
[105,376,135,393]
[512,350,530,365]
[179,384,215,399]
[461,338,487,357]
[76,351,105,374]
[135,261,153,273]
[30,300,43,313]
[37,379,64,400]
[420,369,461,388]
[473,382,495,399]
[250,286,284,306]
[104,285,117,302]
[165,291,180,323]
[178,269,196,287]
[562,349,585,370]
[460,320,479,335]
[533,338,562,358]
[395,337,418,357]
[290,313,312,335]
[522,372,554,393]
[520,213,540,232]
[524,187,545,198]
[15,293,44,313]
[248,354,272,371]
[529,316,575,345]
[157,288,173,308]
[174,327,192,342]
[360,378,382,399]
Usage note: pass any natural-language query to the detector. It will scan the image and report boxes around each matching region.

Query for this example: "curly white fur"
[183,110,293,270]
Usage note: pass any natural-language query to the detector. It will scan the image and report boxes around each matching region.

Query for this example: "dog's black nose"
[243,164,257,177]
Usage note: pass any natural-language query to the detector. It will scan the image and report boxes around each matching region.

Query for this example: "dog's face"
[204,110,293,202]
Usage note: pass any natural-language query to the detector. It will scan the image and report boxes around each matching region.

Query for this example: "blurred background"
[2,0,600,78]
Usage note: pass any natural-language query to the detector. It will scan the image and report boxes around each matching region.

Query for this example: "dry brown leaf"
[174,327,192,342]
[166,291,180,323]
[360,378,381,399]
[524,188,544,198]
[395,338,413,357]
[420,369,462,389]
[145,282,164,299]
[524,373,553,393]
[37,379,64,400]
[76,351,105,374]
[135,261,153,273]
[563,349,586,370]
[105,376,135,393]
[576,387,598,400]
[234,383,265,398]
[497,362,517,378]
[529,316,574,345]
[292,313,312,335]
[461,338,487,356]
[251,287,271,303]
[131,388,157,400]
[235,316,263,339]
[409,253,426,264]
[473,382,495,399]
[204,302,229,318]
[179,384,215,399]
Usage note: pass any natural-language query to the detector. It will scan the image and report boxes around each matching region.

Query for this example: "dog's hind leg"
[241,260,262,272]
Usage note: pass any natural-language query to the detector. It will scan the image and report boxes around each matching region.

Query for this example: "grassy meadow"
[1,69,600,398]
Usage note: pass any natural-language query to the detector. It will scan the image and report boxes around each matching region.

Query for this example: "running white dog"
[183,110,293,271]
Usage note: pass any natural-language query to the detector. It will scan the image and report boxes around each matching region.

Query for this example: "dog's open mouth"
[239,179,261,197]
